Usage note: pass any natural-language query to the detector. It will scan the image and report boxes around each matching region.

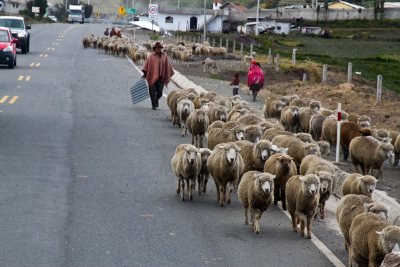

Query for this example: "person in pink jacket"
[247,61,265,102]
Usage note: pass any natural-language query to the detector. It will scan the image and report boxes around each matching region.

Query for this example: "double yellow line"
[0,96,19,105]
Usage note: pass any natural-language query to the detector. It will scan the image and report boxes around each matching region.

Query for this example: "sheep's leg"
[215,183,221,204]
[306,216,312,239]
[378,167,382,179]
[191,135,195,146]
[243,206,249,225]
[197,175,202,195]
[300,219,305,238]
[290,211,297,233]
[394,154,400,167]
[176,177,181,195]
[188,178,193,201]
[226,182,234,205]
[199,135,203,148]
[219,185,226,207]
[181,124,185,137]
[273,186,279,206]
[180,178,185,201]
[250,209,254,227]
[281,189,287,210]
[203,176,208,193]
[342,145,349,161]
[254,210,261,234]
[320,200,325,220]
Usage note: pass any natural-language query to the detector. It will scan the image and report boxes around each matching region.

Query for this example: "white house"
[2,0,27,14]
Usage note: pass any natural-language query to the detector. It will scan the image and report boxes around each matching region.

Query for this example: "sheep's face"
[299,175,320,196]
[305,144,320,156]
[257,175,275,194]
[358,120,371,128]
[310,101,320,112]
[291,107,300,117]
[196,111,206,123]
[182,102,191,113]
[275,101,285,112]
[278,155,292,173]
[217,110,227,122]
[318,175,332,194]
[235,130,244,141]
[225,147,239,165]
[200,152,210,164]
[376,226,400,254]
[367,203,388,220]
[260,148,269,161]
[362,176,377,194]
[185,148,198,165]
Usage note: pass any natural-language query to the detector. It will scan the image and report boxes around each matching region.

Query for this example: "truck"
[68,5,85,24]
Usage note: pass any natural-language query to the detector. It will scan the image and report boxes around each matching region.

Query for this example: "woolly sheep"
[236,139,274,173]
[167,90,186,126]
[285,174,320,239]
[336,194,387,250]
[357,115,372,128]
[193,96,209,109]
[208,104,228,124]
[229,109,250,122]
[295,133,315,143]
[177,98,195,137]
[299,107,318,133]
[207,142,244,206]
[207,125,244,150]
[237,171,275,234]
[340,121,372,161]
[244,125,263,143]
[393,135,400,167]
[262,127,294,141]
[197,148,212,194]
[280,106,300,133]
[289,98,307,107]
[342,173,377,198]
[314,171,333,220]
[321,116,338,149]
[202,58,220,74]
[207,120,225,134]
[281,94,299,106]
[237,114,265,126]
[264,97,286,119]
[349,213,400,267]
[300,154,336,176]
[309,113,326,141]
[186,109,210,148]
[171,144,202,201]
[380,252,400,267]
[350,136,395,179]
[309,100,321,112]
[264,153,297,210]
[222,121,243,131]
[317,140,331,159]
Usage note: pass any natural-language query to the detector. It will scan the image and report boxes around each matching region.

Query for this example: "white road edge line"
[126,56,345,267]
[280,207,346,267]
[126,56,168,98]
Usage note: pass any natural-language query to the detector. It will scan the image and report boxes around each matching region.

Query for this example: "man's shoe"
[155,101,159,107]
[152,106,156,110]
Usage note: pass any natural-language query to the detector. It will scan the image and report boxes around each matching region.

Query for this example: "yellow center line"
[26,76,31,81]
[36,63,40,67]
[30,63,35,67]
[8,96,19,104]
[0,96,9,104]
[18,75,24,81]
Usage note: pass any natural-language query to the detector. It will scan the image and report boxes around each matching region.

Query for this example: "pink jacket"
[247,64,265,87]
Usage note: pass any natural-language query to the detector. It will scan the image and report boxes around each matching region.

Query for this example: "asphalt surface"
[0,23,352,266]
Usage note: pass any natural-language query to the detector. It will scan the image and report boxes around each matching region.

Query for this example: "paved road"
[0,23,348,266]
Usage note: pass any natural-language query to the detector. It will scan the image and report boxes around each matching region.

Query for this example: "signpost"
[127,8,136,14]
[148,4,158,31]
[118,6,126,16]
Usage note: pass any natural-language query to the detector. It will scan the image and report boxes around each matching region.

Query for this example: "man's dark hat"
[153,42,163,50]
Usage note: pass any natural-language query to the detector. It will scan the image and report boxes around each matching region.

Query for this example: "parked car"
[48,15,58,22]
[0,16,31,54]
[0,26,17,68]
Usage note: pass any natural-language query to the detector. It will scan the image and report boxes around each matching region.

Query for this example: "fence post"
[250,43,253,55]
[322,64,328,83]
[275,54,280,72]
[233,41,236,54]
[377,75,382,103]
[303,73,307,82]
[219,38,223,47]
[347,62,352,83]
[207,37,209,43]
[212,38,215,47]
[226,39,229,50]
[240,43,243,57]
[267,48,272,64]
[335,103,342,163]
[292,48,297,65]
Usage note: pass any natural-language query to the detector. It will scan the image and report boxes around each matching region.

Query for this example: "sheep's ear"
[298,176,305,181]
[271,174,276,180]
[217,145,224,149]
[375,230,384,236]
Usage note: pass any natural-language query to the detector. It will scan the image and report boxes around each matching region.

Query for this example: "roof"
[329,0,365,9]
[0,16,24,20]
[220,2,247,12]
[385,2,400,8]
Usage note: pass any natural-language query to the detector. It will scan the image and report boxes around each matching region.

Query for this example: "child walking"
[230,73,240,96]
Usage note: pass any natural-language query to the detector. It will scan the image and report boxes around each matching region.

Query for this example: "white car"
[48,15,58,22]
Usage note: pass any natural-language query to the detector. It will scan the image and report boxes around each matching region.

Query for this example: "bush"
[150,34,159,41]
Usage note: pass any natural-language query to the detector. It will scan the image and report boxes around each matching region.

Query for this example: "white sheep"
[171,144,202,201]
[202,58,220,74]
[237,171,275,234]
[235,139,274,173]
[341,173,377,198]
[186,109,209,148]
[207,126,244,150]
[280,105,300,133]
[177,98,195,137]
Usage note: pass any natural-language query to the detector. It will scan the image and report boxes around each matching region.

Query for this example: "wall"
[156,13,213,32]
[207,16,223,33]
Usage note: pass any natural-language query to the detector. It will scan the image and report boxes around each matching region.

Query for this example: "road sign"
[118,6,126,15]
[148,4,158,20]
[127,8,136,14]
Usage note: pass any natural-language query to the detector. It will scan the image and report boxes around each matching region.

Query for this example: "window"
[277,26,281,30]
[165,16,173,23]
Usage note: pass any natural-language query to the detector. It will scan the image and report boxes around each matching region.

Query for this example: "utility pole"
[255,0,260,36]
[203,0,206,43]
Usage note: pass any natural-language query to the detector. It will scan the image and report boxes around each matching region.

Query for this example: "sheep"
[237,171,275,234]
[263,97,286,119]
[317,140,331,159]
[394,135,400,167]
[262,127,294,141]
[193,96,209,109]
[336,194,387,250]
[236,139,274,173]
[289,98,307,107]
[294,132,315,143]
[207,126,244,150]
[309,113,326,141]
[357,115,372,128]
[177,98,195,137]
[167,90,186,126]
[236,114,265,126]
[244,125,263,143]
[373,128,391,142]
[207,104,228,124]
[281,94,299,106]
[82,35,92,48]
[349,213,400,267]
[320,116,338,149]
[381,252,400,267]
[207,142,244,207]
[349,136,395,179]
[207,120,225,134]
[342,173,377,198]
[340,121,372,161]
[314,171,333,220]
[222,121,243,131]
[186,109,210,148]
[300,154,336,176]
[309,100,321,111]
[202,58,220,74]
[280,105,300,133]
[264,153,297,210]
[197,148,212,194]
[272,135,320,169]
[285,174,320,239]
[171,144,202,201]
[229,109,250,122]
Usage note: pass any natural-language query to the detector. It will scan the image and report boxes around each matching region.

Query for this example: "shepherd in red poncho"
[142,42,175,110]
[247,60,265,102]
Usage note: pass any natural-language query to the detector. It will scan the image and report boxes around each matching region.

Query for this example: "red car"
[0,26,17,69]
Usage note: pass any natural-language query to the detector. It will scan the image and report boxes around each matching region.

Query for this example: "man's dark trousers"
[149,79,164,108]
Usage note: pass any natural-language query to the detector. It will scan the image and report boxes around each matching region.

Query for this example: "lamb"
[394,135,400,167]
[236,139,274,173]
[244,125,263,143]
[314,171,333,219]
[237,171,275,234]
[171,144,202,201]
[336,194,387,250]
[263,97,286,119]
[207,142,244,206]
[197,148,212,194]
[207,126,244,150]
[340,121,372,160]
[349,213,400,267]
[341,173,377,198]
[285,174,320,239]
[186,109,210,148]
[280,105,300,133]
[177,98,195,137]
[349,136,395,179]
[264,153,297,210]
[202,58,220,74]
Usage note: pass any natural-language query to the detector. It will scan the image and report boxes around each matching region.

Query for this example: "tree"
[83,4,93,18]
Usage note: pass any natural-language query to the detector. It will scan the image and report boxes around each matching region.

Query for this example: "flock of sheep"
[81,32,400,266]
[167,86,400,266]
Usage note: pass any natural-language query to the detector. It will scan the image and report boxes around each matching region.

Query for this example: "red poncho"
[247,63,265,88]
[142,52,175,87]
